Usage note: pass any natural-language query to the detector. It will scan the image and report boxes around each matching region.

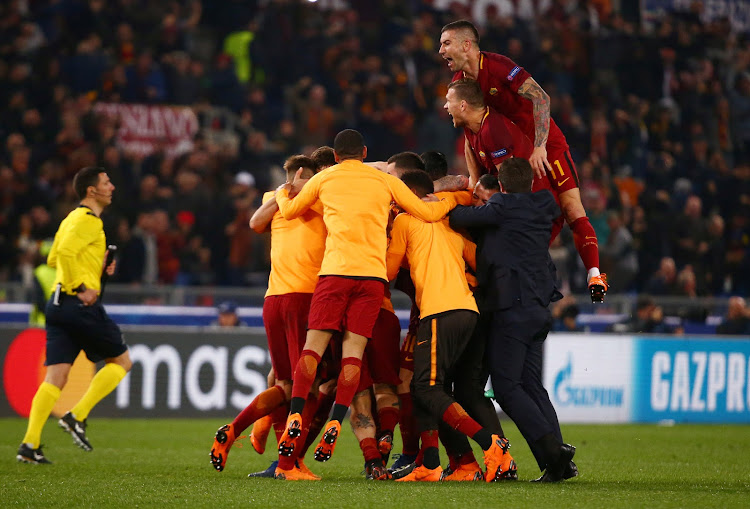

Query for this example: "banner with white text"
[93,103,199,158]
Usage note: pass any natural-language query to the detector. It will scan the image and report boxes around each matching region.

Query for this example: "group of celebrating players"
[208,20,607,483]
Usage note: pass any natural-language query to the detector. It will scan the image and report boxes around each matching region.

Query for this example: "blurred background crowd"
[1,0,749,315]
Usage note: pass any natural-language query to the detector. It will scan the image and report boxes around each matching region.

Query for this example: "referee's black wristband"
[72,283,87,294]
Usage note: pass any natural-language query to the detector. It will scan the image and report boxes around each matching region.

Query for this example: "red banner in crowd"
[93,103,199,158]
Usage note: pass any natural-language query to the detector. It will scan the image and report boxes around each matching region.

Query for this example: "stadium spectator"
[609,295,682,335]
[0,1,748,299]
[716,296,750,335]
[644,257,678,296]
[212,300,247,327]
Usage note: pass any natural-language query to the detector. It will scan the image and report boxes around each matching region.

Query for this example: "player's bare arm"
[366,161,388,172]
[464,136,482,187]
[517,77,551,178]
[433,174,469,193]
[249,195,278,233]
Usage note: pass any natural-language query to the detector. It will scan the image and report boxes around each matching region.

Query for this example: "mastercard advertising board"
[0,326,272,418]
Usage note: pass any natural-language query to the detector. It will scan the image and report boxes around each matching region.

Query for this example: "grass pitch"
[1,418,749,508]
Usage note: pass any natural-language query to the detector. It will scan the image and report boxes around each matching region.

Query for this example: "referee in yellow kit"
[17,166,133,464]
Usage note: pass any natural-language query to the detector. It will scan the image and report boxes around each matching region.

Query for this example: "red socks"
[291,350,322,400]
[570,216,600,272]
[232,385,286,434]
[442,403,482,438]
[359,437,381,462]
[398,391,419,456]
[377,406,399,436]
[334,357,362,408]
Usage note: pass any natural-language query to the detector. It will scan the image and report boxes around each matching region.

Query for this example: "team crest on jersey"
[507,66,521,81]
[491,148,508,158]
[489,87,498,95]
[478,151,486,158]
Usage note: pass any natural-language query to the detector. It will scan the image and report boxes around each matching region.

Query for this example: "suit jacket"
[449,190,563,311]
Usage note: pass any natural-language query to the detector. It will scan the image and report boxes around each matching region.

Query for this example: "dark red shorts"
[546,149,578,242]
[307,276,385,338]
[263,293,312,381]
[364,308,401,386]
[399,330,417,372]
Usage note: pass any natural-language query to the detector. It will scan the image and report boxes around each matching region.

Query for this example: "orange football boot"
[483,435,517,482]
[277,413,302,457]
[296,459,321,480]
[313,420,341,462]
[441,461,484,481]
[249,414,273,454]
[273,465,321,481]
[588,273,608,303]
[210,423,236,472]
[395,464,443,482]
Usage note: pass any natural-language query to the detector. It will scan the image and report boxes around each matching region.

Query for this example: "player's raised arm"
[387,173,455,222]
[275,172,321,220]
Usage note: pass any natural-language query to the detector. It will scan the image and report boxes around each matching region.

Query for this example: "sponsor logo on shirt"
[491,148,508,158]
[507,66,521,81]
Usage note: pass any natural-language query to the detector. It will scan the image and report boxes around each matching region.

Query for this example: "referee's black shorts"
[44,294,127,366]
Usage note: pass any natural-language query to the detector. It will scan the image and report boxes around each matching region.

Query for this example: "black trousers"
[439,312,504,457]
[488,302,563,470]
[411,309,478,434]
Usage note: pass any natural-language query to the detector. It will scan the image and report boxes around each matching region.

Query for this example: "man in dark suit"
[449,158,575,482]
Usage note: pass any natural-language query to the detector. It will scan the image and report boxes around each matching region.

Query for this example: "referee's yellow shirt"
[47,206,106,295]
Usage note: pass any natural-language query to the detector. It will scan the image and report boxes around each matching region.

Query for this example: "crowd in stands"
[1,0,749,309]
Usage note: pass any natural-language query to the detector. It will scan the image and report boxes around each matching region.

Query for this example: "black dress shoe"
[564,460,578,479]
[532,444,576,483]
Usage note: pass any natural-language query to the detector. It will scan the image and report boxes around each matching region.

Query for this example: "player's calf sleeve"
[232,385,286,435]
[359,437,381,462]
[23,382,61,448]
[442,403,491,450]
[570,216,600,272]
[332,357,363,418]
[290,350,322,411]
[70,363,127,421]
[398,391,419,455]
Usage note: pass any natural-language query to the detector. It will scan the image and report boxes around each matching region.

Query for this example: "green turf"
[1,418,748,508]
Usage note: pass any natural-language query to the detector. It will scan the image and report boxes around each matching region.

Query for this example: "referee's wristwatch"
[72,283,87,294]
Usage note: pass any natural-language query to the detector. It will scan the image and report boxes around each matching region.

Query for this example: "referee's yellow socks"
[70,363,127,421]
[23,382,61,449]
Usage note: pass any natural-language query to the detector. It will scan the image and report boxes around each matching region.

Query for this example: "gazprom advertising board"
[543,334,750,423]
[543,334,632,423]
[633,338,750,423]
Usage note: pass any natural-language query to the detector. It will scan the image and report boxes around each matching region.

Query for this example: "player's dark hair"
[333,129,365,160]
[73,166,105,200]
[420,151,448,180]
[478,173,501,192]
[400,170,434,198]
[284,155,317,175]
[447,78,485,109]
[387,151,425,172]
[311,146,336,169]
[498,158,533,193]
[441,20,480,46]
